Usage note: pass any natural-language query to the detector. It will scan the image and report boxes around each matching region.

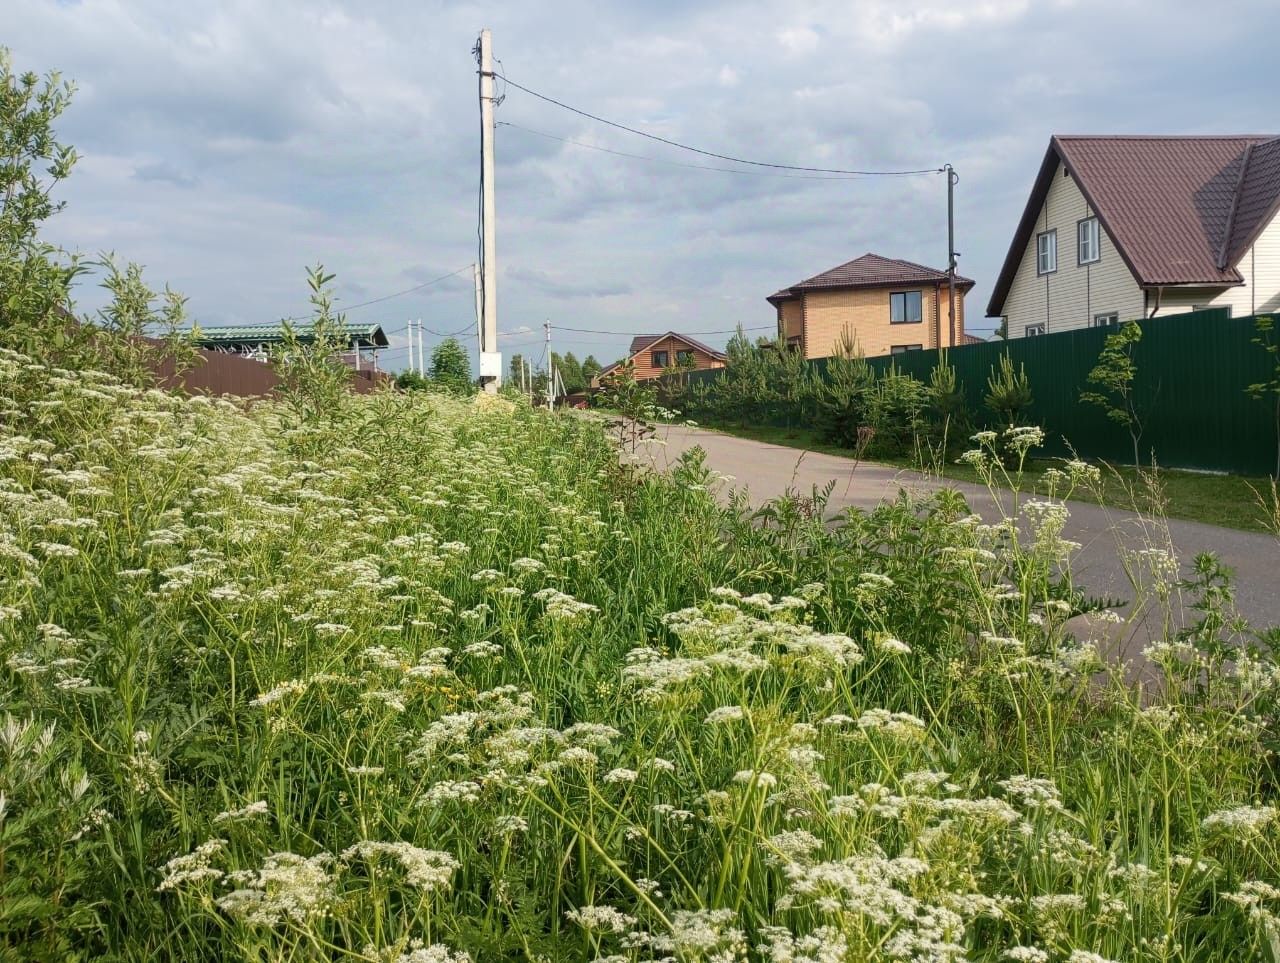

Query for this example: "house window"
[786,335,802,351]
[1092,312,1118,327]
[1025,323,1046,337]
[1036,231,1057,275]
[651,350,669,368]
[1078,217,1100,264]
[890,290,923,324]
[890,344,923,354]
[676,349,694,365]
[1193,304,1232,316]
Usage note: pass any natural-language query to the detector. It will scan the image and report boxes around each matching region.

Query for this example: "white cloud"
[3,0,1277,361]
[776,25,820,55]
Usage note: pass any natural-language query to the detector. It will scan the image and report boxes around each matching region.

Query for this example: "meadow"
[2,351,1279,962]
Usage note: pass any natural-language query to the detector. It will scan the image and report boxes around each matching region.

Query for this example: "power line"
[550,323,773,336]
[284,265,474,321]
[498,121,875,181]
[493,72,943,177]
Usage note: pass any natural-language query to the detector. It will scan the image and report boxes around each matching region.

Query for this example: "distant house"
[593,332,727,386]
[767,253,974,359]
[987,135,1280,338]
[191,321,390,370]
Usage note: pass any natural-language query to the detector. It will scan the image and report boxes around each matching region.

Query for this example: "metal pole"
[945,164,958,348]
[407,320,417,376]
[417,319,426,376]
[478,29,499,392]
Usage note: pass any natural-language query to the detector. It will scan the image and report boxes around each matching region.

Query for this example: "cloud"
[132,161,200,188]
[3,0,1278,362]
[777,25,820,55]
[506,266,632,299]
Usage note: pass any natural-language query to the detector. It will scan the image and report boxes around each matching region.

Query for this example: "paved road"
[638,425,1280,648]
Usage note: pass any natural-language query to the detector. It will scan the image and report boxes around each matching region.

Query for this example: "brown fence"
[151,345,390,398]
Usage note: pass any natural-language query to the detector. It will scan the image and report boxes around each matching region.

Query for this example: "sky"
[9,0,1280,373]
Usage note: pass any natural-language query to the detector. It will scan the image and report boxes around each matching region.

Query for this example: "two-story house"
[987,135,1280,337]
[767,253,973,359]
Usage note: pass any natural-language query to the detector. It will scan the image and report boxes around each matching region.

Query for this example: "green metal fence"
[688,309,1279,476]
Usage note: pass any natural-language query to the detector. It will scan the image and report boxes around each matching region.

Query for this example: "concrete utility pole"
[477,29,501,392]
[544,320,552,411]
[945,164,959,348]
[473,262,484,377]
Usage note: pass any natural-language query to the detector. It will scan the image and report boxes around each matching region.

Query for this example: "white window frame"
[890,344,923,355]
[1036,230,1057,275]
[1078,217,1100,265]
[1092,312,1118,327]
[1025,323,1046,337]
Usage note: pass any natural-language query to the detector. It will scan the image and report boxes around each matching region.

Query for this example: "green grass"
[699,421,1278,534]
[4,352,1280,961]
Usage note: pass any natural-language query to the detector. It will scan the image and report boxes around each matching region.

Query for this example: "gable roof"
[987,135,1280,316]
[597,331,728,378]
[768,253,975,305]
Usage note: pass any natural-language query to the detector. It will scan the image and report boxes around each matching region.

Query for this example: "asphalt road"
[638,424,1280,651]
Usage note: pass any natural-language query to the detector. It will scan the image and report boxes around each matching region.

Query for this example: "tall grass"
[0,351,1278,962]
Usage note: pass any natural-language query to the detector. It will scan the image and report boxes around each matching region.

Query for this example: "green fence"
[687,309,1279,476]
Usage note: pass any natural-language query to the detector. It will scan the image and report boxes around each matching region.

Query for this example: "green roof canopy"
[190,321,389,350]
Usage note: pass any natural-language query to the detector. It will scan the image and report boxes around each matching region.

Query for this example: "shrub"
[864,363,928,457]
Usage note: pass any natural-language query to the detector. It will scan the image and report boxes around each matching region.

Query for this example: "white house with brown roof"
[988,135,1280,338]
[768,253,974,360]
[593,332,727,386]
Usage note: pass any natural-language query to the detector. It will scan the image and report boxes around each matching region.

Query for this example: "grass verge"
[699,421,1277,534]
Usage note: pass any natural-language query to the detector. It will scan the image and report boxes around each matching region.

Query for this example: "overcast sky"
[10,0,1280,370]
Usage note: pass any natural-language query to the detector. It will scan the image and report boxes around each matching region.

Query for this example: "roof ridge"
[1219,143,1254,270]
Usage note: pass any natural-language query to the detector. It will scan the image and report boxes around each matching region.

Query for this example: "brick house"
[593,332,727,386]
[987,135,1280,338]
[767,253,973,359]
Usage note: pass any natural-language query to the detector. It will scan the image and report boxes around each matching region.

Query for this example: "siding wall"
[628,335,725,381]
[1154,213,1280,318]
[1003,162,1145,337]
[799,284,966,359]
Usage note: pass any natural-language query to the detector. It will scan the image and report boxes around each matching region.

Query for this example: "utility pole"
[545,321,555,412]
[417,318,426,376]
[477,29,501,392]
[945,164,959,348]
[472,262,484,380]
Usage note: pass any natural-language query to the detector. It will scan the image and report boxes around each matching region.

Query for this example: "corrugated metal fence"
[688,309,1279,475]
[151,345,390,397]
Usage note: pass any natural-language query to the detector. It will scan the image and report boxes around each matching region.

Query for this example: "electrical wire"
[498,121,876,181]
[281,265,474,322]
[550,323,772,336]
[493,72,944,177]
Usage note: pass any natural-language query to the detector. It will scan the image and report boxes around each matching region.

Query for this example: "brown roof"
[768,253,974,305]
[987,135,1280,316]
[626,331,727,360]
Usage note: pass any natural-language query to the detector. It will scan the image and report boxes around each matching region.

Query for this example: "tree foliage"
[430,337,472,394]
[0,49,194,384]
[1080,320,1145,467]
